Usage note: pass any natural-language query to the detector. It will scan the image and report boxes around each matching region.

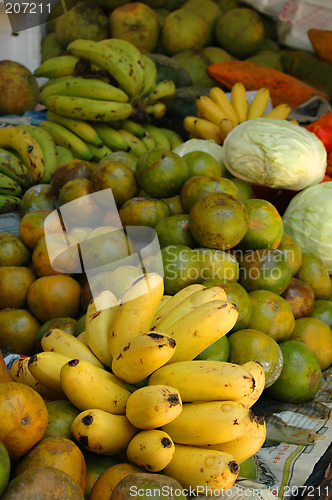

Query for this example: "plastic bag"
[240,0,286,19]
[278,0,332,51]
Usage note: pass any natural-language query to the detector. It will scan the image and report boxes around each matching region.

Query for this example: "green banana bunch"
[0,195,21,214]
[39,121,94,161]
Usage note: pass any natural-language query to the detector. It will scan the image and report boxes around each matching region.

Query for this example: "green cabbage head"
[282,182,332,273]
[223,118,327,190]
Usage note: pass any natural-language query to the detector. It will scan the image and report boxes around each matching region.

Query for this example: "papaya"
[308,29,332,65]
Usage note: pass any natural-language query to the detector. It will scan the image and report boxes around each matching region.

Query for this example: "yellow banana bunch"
[161,400,254,446]
[203,414,266,464]
[184,83,292,144]
[125,384,182,429]
[111,332,177,384]
[163,445,239,493]
[126,429,175,472]
[60,358,131,414]
[41,328,104,368]
[71,408,137,456]
[148,360,255,403]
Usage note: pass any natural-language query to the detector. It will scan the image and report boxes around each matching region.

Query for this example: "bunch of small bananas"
[10,278,267,494]
[184,83,292,144]
[0,124,59,213]
[34,38,176,122]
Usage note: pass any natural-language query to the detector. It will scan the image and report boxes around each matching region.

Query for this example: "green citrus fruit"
[228,328,283,387]
[275,233,302,276]
[230,178,253,202]
[135,148,189,198]
[0,441,10,496]
[180,175,238,213]
[238,248,292,295]
[309,300,332,328]
[290,317,332,370]
[221,282,252,332]
[154,214,196,248]
[247,289,295,342]
[183,150,222,178]
[281,277,315,319]
[189,192,248,250]
[195,334,229,362]
[266,340,322,403]
[119,197,171,228]
[196,247,239,283]
[161,244,201,295]
[239,198,284,250]
[296,252,331,300]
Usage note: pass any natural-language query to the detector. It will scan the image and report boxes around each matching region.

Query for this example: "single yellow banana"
[117,129,147,157]
[145,80,176,104]
[109,272,164,356]
[209,86,239,124]
[264,103,292,120]
[247,87,271,120]
[183,116,222,143]
[34,55,80,78]
[126,430,175,472]
[46,111,103,147]
[164,300,238,363]
[231,82,249,123]
[10,357,63,400]
[41,328,104,369]
[163,444,239,493]
[149,360,255,403]
[162,400,254,445]
[196,95,231,125]
[85,290,119,368]
[204,414,266,464]
[155,295,173,314]
[152,284,205,326]
[126,384,182,430]
[44,95,133,122]
[39,121,94,161]
[0,126,45,181]
[39,76,129,103]
[236,361,266,407]
[139,54,158,98]
[28,351,72,393]
[219,118,237,142]
[111,332,176,384]
[71,408,137,455]
[154,286,227,333]
[60,358,131,414]
[76,331,88,345]
[18,124,58,184]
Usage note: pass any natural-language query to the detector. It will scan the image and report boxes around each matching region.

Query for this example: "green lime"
[266,340,322,403]
[228,328,283,387]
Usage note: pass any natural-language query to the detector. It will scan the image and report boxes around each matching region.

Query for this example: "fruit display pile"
[0,0,332,498]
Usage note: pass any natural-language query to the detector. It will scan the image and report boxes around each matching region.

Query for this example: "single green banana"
[39,76,129,103]
[145,101,167,119]
[145,80,176,104]
[18,124,58,183]
[46,111,103,147]
[0,172,22,196]
[117,129,147,158]
[0,147,32,188]
[0,194,21,214]
[39,121,94,161]
[140,55,158,98]
[67,39,141,100]
[142,124,171,150]
[56,145,74,165]
[44,95,133,122]
[34,55,80,78]
[159,128,183,150]
[118,119,147,139]
[100,39,145,100]
[141,131,156,151]
[92,123,129,151]
[88,143,113,161]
